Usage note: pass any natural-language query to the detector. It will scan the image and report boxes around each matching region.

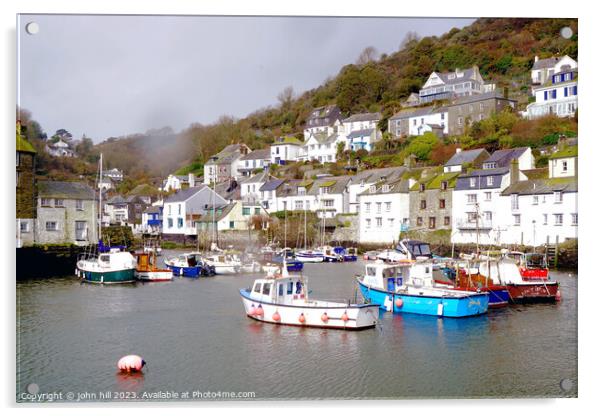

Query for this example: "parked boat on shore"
[357,261,489,318]
[240,265,379,330]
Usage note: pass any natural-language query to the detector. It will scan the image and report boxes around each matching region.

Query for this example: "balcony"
[455,219,493,230]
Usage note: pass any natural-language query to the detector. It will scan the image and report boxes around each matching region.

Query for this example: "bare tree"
[277,86,295,109]
[356,46,378,65]
[399,31,420,50]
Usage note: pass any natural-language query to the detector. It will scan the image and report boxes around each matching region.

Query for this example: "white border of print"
[1,1,597,415]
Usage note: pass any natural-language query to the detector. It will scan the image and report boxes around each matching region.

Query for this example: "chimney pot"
[534,55,539,62]
[455,147,462,154]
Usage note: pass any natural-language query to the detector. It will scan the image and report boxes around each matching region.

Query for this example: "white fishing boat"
[205,253,242,274]
[240,265,379,330]
[317,245,342,262]
[295,249,324,263]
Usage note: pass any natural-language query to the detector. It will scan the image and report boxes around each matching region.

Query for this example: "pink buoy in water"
[117,355,146,373]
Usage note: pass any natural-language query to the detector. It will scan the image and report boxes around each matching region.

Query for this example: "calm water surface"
[16,256,577,401]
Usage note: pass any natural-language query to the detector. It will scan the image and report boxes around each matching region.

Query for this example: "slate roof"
[259,179,285,192]
[390,106,444,121]
[276,179,304,197]
[358,178,409,197]
[455,168,509,191]
[448,90,516,107]
[164,186,208,203]
[549,146,577,160]
[410,171,460,191]
[501,177,577,196]
[37,181,95,200]
[304,131,340,145]
[347,128,376,139]
[106,195,126,204]
[483,147,529,168]
[143,205,162,214]
[445,148,490,167]
[239,148,270,161]
[307,176,351,196]
[215,180,241,201]
[532,57,560,70]
[342,112,381,123]
[349,166,407,185]
[431,67,478,86]
[128,184,159,196]
[198,203,236,222]
[205,144,248,165]
[242,171,271,184]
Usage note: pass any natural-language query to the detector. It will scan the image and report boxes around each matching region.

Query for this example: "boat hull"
[506,281,559,303]
[239,289,378,330]
[135,270,173,282]
[357,279,488,318]
[343,255,358,262]
[166,264,203,277]
[78,267,136,284]
[435,280,509,309]
[212,265,240,274]
[295,253,324,263]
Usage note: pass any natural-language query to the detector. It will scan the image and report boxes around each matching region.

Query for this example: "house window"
[469,178,476,188]
[484,211,492,222]
[41,198,52,207]
[323,199,334,208]
[467,212,477,223]
[428,217,436,229]
[571,213,578,225]
[416,217,423,226]
[439,199,446,209]
[543,214,548,225]
[365,219,371,228]
[513,214,521,226]
[229,221,235,229]
[554,213,563,226]
[376,217,383,228]
[243,207,251,215]
[376,202,382,214]
[178,204,182,215]
[168,218,173,228]
[295,200,303,210]
[365,202,371,213]
[419,184,426,192]
[444,216,450,226]
[484,192,492,201]
[486,176,494,186]
[532,195,539,205]
[54,199,65,207]
[467,194,477,204]
[554,191,563,203]
[168,205,172,215]
[255,207,261,215]
[388,218,394,228]
[369,185,377,193]
[76,200,84,210]
[46,221,58,231]
[177,218,184,228]
[20,221,29,233]
[75,221,87,241]
[420,200,426,209]
[562,161,568,172]
[511,194,519,210]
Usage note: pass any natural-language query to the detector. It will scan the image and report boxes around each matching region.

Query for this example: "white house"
[98,177,114,191]
[497,148,577,246]
[299,132,347,163]
[237,148,270,177]
[162,186,227,237]
[303,105,343,139]
[259,179,285,212]
[306,176,351,218]
[348,167,407,214]
[241,171,272,205]
[407,107,448,136]
[105,168,124,182]
[531,55,577,86]
[346,129,382,152]
[358,179,410,244]
[162,173,201,192]
[197,201,251,232]
[527,67,578,119]
[342,112,381,135]
[270,136,303,164]
[418,66,496,104]
[481,147,534,171]
[46,139,75,157]
[203,143,251,184]
[451,162,528,245]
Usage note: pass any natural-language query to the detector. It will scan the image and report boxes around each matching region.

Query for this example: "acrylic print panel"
[16,14,578,402]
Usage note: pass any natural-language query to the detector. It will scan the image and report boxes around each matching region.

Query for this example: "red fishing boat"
[504,251,549,280]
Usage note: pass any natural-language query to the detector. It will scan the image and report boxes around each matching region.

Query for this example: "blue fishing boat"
[164,252,215,277]
[356,261,488,318]
[261,248,304,272]
[334,246,358,262]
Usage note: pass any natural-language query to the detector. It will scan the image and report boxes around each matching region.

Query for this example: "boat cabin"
[98,251,135,269]
[362,261,435,292]
[395,239,433,260]
[180,252,204,267]
[249,275,308,305]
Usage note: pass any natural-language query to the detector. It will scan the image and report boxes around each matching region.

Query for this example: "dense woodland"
[19,17,577,191]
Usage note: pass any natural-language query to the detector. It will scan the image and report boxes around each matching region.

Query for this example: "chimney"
[455,147,462,154]
[188,173,195,187]
[510,158,519,185]
[534,55,539,63]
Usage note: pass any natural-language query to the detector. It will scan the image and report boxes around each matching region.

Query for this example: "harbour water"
[16,258,577,401]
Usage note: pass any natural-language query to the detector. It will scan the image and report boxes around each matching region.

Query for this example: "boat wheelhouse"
[357,261,489,318]
[134,252,172,282]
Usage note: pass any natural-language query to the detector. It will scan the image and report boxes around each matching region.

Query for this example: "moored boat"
[164,252,215,277]
[240,265,379,330]
[134,251,172,282]
[77,248,137,284]
[318,245,342,262]
[204,253,241,274]
[357,261,489,318]
[295,249,324,263]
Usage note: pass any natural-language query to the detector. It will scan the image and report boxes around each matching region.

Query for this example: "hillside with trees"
[21,17,577,185]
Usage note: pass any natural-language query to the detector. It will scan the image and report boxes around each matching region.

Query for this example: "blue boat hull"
[486,288,510,308]
[343,255,357,262]
[167,264,215,277]
[272,256,304,272]
[358,280,488,318]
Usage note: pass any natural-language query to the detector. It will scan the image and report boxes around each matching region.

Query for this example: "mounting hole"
[560,27,573,39]
[560,378,573,392]
[26,383,39,394]
[25,22,39,35]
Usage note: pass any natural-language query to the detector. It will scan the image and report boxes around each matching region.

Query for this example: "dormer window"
[382,184,390,193]
[486,176,494,186]
[419,183,426,192]
[441,181,448,190]
[369,185,377,193]
[469,178,476,188]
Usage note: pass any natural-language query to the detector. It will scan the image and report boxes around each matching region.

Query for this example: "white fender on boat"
[384,296,393,312]
[179,268,183,276]
[555,290,562,302]
[117,355,146,373]
[437,302,444,317]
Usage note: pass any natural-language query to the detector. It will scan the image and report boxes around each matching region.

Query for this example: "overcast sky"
[18,15,474,141]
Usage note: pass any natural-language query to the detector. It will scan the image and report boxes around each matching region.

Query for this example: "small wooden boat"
[240,264,379,330]
[135,251,172,282]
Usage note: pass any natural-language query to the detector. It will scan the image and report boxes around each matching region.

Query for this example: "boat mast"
[304,203,307,250]
[284,201,287,249]
[98,153,103,243]
[475,202,480,255]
